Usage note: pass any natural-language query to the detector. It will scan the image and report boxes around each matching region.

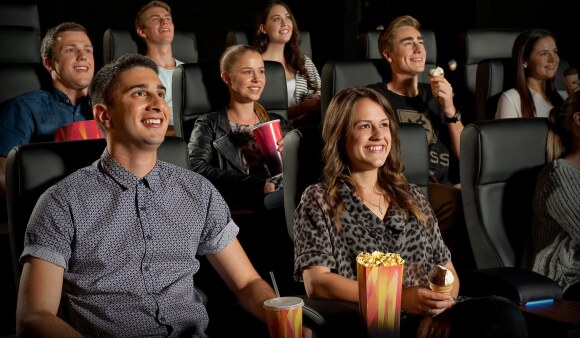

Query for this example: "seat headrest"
[464,29,521,64]
[0,4,40,30]
[226,31,249,46]
[0,27,41,63]
[172,31,198,63]
[103,29,198,65]
[462,29,522,96]
[299,31,312,59]
[260,61,288,120]
[102,29,139,65]
[320,60,389,117]
[172,62,228,139]
[465,118,548,184]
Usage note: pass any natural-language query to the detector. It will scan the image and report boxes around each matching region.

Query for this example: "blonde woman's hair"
[220,44,269,122]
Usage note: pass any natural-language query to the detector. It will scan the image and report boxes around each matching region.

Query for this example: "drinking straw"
[269,271,280,298]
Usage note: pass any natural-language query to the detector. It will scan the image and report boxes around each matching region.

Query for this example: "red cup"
[54,120,105,142]
[252,119,283,176]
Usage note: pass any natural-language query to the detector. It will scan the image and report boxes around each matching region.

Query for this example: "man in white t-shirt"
[135,1,183,127]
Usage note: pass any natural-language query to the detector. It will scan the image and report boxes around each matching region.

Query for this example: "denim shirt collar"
[49,86,92,108]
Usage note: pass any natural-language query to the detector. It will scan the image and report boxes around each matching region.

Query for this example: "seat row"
[2,24,573,129]
[5,117,579,337]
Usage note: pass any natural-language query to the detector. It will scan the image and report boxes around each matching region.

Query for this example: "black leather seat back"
[460,118,548,269]
[358,29,436,84]
[0,27,47,112]
[456,29,521,123]
[0,27,41,63]
[261,60,288,120]
[320,60,390,117]
[172,62,228,139]
[5,137,189,286]
[283,123,429,240]
[102,28,198,65]
[0,3,40,30]
[475,58,515,121]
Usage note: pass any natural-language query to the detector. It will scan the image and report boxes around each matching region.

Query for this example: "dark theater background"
[14,0,580,70]
[1,0,578,335]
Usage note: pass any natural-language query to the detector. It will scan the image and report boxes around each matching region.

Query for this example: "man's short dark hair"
[41,22,89,60]
[91,53,158,107]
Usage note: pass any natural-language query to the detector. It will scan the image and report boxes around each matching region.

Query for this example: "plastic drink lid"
[251,119,280,130]
[263,297,304,309]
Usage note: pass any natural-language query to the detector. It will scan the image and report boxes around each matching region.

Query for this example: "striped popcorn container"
[357,251,404,338]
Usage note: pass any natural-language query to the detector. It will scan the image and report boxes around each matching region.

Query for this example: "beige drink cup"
[252,119,284,176]
[263,296,304,338]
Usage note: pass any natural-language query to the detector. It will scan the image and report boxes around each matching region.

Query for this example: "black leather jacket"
[187,107,290,209]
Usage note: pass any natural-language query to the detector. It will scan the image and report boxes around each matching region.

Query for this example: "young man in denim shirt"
[0,22,94,195]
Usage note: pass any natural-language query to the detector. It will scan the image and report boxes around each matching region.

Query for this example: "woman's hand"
[417,311,452,338]
[277,138,284,153]
[401,286,455,316]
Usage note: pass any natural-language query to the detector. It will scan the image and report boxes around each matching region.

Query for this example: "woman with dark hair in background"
[254,0,321,127]
[496,28,567,119]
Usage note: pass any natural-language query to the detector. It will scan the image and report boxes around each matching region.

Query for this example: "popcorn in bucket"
[357,251,404,338]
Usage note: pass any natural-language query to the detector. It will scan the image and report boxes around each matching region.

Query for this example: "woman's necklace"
[228,109,259,126]
[360,186,383,213]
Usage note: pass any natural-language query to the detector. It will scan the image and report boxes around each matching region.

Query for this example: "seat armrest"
[299,297,362,336]
[460,267,563,305]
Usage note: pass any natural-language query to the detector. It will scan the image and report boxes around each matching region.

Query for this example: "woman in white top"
[496,28,567,119]
[254,0,321,127]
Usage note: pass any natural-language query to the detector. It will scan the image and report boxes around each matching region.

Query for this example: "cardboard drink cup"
[252,119,283,176]
[263,296,303,338]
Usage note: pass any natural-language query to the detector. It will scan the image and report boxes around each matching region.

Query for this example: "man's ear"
[94,103,112,129]
[573,111,580,126]
[382,51,392,63]
[43,57,54,72]
[136,27,147,39]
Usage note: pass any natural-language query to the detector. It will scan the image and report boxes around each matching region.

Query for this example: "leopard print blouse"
[293,182,451,287]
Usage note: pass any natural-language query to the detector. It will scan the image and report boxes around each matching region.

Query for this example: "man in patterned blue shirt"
[0,22,95,196]
[15,54,278,337]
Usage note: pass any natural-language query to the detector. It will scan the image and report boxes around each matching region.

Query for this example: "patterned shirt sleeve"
[21,184,74,269]
[293,184,335,281]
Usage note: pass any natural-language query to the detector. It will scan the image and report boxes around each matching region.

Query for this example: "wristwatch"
[445,111,461,123]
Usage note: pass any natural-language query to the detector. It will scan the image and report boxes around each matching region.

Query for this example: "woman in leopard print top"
[293,87,528,338]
